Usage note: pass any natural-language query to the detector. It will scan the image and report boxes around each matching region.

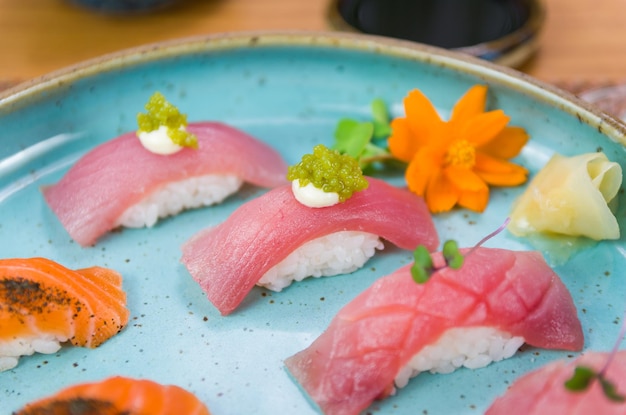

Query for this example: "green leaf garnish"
[410,217,510,284]
[564,303,626,402]
[600,377,626,402]
[411,245,434,283]
[564,366,595,391]
[564,366,625,402]
[332,98,394,168]
[371,98,389,124]
[442,240,464,269]
[371,98,392,139]
[410,239,460,283]
[334,119,374,159]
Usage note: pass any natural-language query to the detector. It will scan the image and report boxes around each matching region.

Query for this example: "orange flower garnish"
[389,85,529,213]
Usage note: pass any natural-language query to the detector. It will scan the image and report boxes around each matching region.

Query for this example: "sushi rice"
[117,174,243,228]
[258,231,384,291]
[394,327,525,390]
[0,335,64,372]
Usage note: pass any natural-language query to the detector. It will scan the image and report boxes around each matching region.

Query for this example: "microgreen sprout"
[411,245,434,284]
[442,240,464,269]
[411,240,463,284]
[333,98,395,169]
[410,217,510,284]
[564,307,626,402]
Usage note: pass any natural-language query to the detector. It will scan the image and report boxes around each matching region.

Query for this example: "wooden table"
[0,0,625,88]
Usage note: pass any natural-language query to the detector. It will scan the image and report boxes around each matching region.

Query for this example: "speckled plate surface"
[1,31,626,414]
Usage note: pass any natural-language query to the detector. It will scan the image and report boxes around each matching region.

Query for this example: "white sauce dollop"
[292,179,340,208]
[138,125,183,155]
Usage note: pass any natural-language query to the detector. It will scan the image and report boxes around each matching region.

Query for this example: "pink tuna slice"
[42,122,288,246]
[486,351,626,414]
[284,247,584,415]
[180,177,438,315]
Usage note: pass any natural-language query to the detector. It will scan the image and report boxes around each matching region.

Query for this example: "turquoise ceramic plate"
[1,32,625,414]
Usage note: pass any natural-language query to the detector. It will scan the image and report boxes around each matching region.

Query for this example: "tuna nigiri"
[0,258,129,371]
[43,121,288,246]
[486,351,626,414]
[181,177,439,315]
[13,376,211,415]
[284,247,583,415]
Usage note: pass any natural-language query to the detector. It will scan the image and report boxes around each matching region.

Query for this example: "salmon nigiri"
[0,257,129,371]
[13,376,211,415]
[486,351,626,414]
[285,247,583,415]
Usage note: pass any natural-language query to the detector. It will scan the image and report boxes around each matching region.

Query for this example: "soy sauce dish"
[1,32,625,415]
[328,0,545,67]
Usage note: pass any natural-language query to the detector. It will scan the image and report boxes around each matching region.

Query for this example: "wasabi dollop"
[287,144,368,208]
[136,92,198,155]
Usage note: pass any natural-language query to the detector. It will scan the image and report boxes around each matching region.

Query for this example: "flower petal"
[458,187,490,212]
[444,166,488,191]
[461,109,510,147]
[405,89,443,128]
[474,152,528,186]
[389,84,529,214]
[425,169,458,213]
[405,148,441,196]
[389,118,420,162]
[478,126,529,159]
[404,90,444,147]
[450,85,487,122]
[388,89,443,162]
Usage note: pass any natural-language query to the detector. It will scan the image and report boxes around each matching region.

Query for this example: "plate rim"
[1,30,625,144]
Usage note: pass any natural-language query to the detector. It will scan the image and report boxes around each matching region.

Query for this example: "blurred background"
[0,0,625,109]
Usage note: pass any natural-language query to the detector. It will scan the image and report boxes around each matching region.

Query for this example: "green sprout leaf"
[333,119,374,159]
[564,366,626,402]
[564,301,626,403]
[362,143,389,159]
[442,240,464,269]
[411,240,462,284]
[410,217,510,285]
[411,245,434,284]
[371,98,389,125]
[564,366,596,391]
[371,98,392,139]
[332,98,394,169]
[600,377,626,402]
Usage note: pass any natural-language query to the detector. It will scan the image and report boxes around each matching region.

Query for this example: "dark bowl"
[327,0,545,67]
[67,0,176,13]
